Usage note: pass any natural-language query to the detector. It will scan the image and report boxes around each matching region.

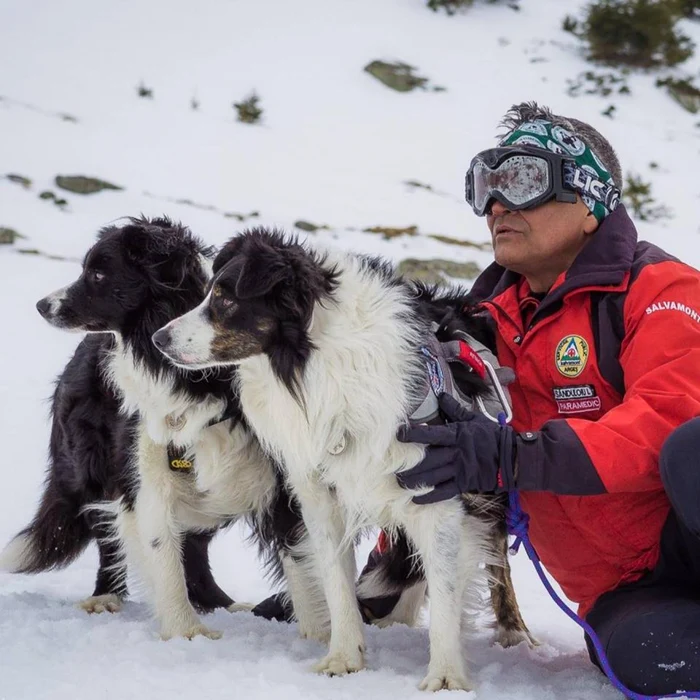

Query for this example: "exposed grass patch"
[55,176,122,195]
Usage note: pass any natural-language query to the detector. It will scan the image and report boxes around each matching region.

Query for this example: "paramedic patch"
[552,385,601,414]
[555,335,589,378]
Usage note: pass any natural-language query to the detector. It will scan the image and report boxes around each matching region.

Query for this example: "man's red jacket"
[469,205,700,616]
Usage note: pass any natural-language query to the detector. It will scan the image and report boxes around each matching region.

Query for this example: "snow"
[1,0,699,697]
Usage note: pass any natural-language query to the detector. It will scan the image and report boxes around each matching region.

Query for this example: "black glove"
[396,394,517,504]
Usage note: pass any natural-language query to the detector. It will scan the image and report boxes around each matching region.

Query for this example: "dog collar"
[168,444,194,472]
[166,400,238,472]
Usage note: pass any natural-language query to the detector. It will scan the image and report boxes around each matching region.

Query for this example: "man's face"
[486,196,598,284]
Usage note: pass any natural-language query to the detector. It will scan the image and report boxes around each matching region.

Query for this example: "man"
[398,101,700,695]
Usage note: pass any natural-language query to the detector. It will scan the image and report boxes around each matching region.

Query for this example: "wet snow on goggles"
[464,146,621,219]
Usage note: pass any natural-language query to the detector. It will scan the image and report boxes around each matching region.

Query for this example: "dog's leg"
[282,540,329,643]
[487,525,537,648]
[182,531,234,614]
[78,523,127,614]
[294,485,365,675]
[402,507,473,692]
[134,432,221,641]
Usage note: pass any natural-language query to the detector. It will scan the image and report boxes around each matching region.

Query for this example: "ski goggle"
[465,147,578,217]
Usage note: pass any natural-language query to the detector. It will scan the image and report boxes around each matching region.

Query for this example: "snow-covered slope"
[1,1,699,698]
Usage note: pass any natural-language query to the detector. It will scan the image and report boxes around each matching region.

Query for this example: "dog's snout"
[36,298,51,318]
[152,327,172,351]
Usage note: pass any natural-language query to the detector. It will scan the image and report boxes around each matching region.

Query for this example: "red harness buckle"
[457,340,486,379]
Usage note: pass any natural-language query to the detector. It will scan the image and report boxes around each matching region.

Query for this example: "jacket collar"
[470,204,638,304]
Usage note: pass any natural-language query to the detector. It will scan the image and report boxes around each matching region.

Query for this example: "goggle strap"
[566,164,621,210]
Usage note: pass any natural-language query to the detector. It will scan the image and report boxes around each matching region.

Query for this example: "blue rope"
[496,412,700,700]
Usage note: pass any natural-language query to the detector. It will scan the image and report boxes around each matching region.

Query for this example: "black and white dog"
[153,228,532,690]
[0,218,236,616]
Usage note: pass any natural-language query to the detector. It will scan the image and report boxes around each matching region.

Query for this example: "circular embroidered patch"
[555,335,589,378]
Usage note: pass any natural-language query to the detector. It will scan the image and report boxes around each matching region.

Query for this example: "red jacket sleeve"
[565,260,700,492]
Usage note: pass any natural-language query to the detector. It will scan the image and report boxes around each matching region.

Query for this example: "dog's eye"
[221,297,235,309]
[92,271,105,283]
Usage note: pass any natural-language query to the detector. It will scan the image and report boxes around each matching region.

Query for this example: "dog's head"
[36,217,213,336]
[153,227,338,389]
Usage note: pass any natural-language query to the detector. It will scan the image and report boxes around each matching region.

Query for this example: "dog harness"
[409,324,514,426]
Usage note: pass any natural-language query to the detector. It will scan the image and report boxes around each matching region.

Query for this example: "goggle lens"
[470,154,552,215]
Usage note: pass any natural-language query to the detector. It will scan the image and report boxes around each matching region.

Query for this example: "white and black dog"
[153,228,532,690]
[0,218,234,616]
[3,217,326,641]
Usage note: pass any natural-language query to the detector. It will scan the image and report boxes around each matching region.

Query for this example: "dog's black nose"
[152,328,172,351]
[36,298,51,317]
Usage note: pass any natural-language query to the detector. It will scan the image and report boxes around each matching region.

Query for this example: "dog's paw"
[297,608,331,643]
[161,623,223,641]
[418,669,472,692]
[227,602,255,613]
[493,625,539,649]
[372,615,400,629]
[298,622,330,644]
[77,594,123,614]
[312,647,365,676]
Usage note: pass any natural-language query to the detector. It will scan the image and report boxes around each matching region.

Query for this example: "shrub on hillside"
[676,0,700,19]
[582,0,694,68]
[233,93,263,124]
[623,173,673,221]
[427,0,473,11]
[137,82,153,98]
[562,15,580,34]
[656,75,700,112]
[426,0,516,14]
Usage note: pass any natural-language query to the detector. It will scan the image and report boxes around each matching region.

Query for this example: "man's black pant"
[585,417,700,696]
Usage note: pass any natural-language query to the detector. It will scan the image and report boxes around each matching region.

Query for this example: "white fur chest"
[105,341,226,447]
[235,255,429,532]
[176,421,277,525]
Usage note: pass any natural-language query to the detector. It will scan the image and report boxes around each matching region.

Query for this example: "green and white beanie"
[500,120,620,222]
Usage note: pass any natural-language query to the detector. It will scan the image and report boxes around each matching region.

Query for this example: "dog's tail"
[0,477,92,574]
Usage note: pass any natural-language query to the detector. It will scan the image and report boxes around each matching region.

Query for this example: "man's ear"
[583,209,600,236]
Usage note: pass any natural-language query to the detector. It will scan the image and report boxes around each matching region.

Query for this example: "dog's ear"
[213,236,246,275]
[121,223,150,262]
[235,255,289,299]
[122,221,183,263]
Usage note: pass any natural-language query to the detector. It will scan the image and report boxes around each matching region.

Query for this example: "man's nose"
[489,200,510,217]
